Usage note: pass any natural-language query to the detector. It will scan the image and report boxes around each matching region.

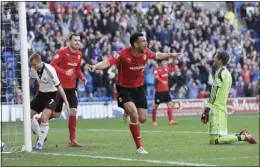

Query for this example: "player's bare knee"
[129,112,138,122]
[69,108,77,116]
[139,117,146,123]
[152,102,157,110]
[40,114,49,123]
[167,102,173,108]
[41,109,52,123]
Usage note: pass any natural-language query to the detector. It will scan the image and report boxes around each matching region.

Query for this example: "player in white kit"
[29,53,69,150]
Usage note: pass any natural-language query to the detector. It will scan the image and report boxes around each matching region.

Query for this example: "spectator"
[187,79,202,99]
[236,76,247,97]
[240,64,251,84]
[145,66,155,97]
[197,84,209,98]
[2,2,259,102]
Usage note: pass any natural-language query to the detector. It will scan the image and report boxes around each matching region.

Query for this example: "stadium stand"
[1,2,259,103]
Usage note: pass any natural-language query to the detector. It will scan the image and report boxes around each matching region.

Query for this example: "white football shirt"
[29,63,60,92]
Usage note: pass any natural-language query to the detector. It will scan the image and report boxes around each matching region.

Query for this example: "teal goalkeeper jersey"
[206,67,232,110]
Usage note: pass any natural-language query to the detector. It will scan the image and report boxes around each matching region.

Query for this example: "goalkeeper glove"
[201,107,210,124]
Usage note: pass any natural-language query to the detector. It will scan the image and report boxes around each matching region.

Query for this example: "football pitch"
[2,114,259,166]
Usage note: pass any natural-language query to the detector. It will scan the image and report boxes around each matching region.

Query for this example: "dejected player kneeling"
[201,51,257,145]
[88,32,179,154]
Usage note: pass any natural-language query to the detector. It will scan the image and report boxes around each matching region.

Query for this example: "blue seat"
[147,95,154,100]
[79,97,88,102]
[241,28,247,35]
[100,96,109,101]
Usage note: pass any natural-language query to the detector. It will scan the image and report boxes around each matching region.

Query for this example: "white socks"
[38,122,49,145]
[31,118,40,136]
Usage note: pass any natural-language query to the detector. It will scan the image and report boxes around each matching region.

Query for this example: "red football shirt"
[108,47,156,88]
[50,46,85,89]
[154,66,174,92]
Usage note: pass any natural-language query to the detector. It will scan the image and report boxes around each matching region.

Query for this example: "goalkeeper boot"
[136,146,148,154]
[33,142,43,150]
[69,139,83,147]
[168,120,179,125]
[239,129,257,144]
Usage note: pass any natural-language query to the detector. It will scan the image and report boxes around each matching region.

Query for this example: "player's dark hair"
[130,32,144,47]
[69,33,80,40]
[217,51,230,65]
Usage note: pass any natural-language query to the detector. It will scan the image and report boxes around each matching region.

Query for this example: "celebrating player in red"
[152,59,179,126]
[88,32,179,154]
[51,34,87,147]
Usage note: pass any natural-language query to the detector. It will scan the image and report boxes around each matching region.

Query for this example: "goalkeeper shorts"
[208,107,228,136]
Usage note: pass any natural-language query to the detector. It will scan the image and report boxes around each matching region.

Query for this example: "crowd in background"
[1,1,259,103]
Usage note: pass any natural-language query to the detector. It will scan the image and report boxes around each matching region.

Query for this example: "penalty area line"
[32,152,217,166]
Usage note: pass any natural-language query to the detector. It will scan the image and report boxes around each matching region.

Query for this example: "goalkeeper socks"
[236,134,246,141]
[129,122,142,149]
[38,122,49,145]
[152,109,156,122]
[216,135,244,144]
[31,118,40,136]
[69,115,76,141]
[167,108,173,121]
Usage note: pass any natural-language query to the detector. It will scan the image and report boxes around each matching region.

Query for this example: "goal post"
[18,2,32,152]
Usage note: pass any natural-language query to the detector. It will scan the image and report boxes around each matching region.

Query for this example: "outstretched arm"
[89,52,121,72]
[156,52,180,60]
[88,60,110,72]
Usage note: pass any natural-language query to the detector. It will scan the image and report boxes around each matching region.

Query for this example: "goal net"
[1,2,31,153]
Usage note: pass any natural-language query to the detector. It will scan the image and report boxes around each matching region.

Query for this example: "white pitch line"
[191,156,260,161]
[32,152,217,166]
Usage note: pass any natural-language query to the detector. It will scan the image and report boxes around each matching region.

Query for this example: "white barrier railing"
[1,97,258,122]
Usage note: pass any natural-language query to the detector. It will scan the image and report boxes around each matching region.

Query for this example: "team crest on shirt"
[66,54,70,57]
[143,55,147,60]
[42,77,47,82]
[77,55,81,59]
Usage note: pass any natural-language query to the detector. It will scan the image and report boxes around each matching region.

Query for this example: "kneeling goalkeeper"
[201,51,256,145]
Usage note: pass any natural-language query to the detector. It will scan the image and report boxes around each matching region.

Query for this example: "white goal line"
[32,152,217,166]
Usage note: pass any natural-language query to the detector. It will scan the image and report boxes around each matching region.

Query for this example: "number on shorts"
[49,99,54,104]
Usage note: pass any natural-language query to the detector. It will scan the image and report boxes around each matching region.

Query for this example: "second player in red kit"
[51,34,86,147]
[88,32,179,154]
[152,59,179,126]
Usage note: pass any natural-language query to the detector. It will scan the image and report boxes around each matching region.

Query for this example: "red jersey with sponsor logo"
[154,66,174,92]
[108,47,156,88]
[50,46,85,89]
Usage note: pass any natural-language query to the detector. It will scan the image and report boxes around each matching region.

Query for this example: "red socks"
[152,109,156,122]
[129,123,142,149]
[167,108,173,121]
[69,115,76,141]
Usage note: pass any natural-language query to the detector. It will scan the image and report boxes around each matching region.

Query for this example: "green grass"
[2,114,259,166]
